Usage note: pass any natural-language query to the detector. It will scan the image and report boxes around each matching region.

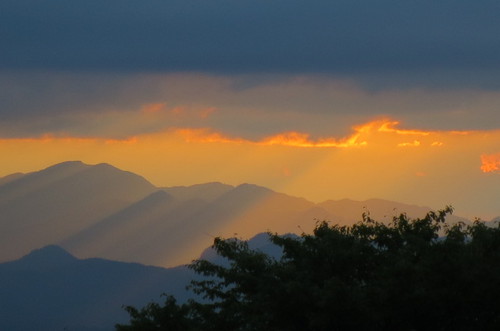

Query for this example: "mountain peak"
[43,160,88,171]
[234,183,274,194]
[16,245,77,270]
[24,245,76,260]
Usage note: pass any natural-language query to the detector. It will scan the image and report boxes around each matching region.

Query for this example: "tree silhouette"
[116,207,500,330]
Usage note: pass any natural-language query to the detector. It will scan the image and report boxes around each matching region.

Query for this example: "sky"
[1,0,499,219]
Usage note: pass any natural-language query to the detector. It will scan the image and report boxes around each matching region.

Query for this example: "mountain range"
[0,245,193,331]
[0,234,283,331]
[0,161,496,330]
[0,161,477,267]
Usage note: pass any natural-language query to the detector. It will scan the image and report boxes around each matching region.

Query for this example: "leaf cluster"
[117,207,500,330]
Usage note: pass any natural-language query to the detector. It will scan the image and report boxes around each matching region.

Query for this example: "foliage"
[116,207,500,330]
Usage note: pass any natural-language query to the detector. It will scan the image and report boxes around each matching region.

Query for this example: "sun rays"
[1,118,498,218]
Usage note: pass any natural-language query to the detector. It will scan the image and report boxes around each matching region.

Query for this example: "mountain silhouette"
[0,233,283,331]
[0,161,472,267]
[162,182,233,202]
[0,245,195,331]
[12,245,77,271]
[0,172,25,186]
[0,161,157,262]
[60,182,318,266]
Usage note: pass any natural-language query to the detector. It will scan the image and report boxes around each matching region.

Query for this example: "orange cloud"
[175,128,367,148]
[177,128,246,144]
[375,120,430,136]
[259,131,367,148]
[104,137,138,144]
[173,119,463,149]
[0,119,471,151]
[481,153,500,173]
[140,103,166,114]
[398,140,421,147]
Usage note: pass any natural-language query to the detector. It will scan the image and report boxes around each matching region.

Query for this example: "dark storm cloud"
[2,0,500,74]
[2,71,500,139]
[2,1,500,138]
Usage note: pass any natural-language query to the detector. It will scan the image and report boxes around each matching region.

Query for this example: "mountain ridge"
[0,161,480,267]
[0,161,158,262]
[0,231,291,331]
[0,244,195,331]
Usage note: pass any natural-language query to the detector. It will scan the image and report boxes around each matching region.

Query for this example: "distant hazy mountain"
[0,161,157,261]
[318,198,469,226]
[0,161,472,267]
[162,182,234,202]
[61,182,319,266]
[487,216,500,226]
[0,234,281,331]
[0,245,195,331]
[0,172,25,186]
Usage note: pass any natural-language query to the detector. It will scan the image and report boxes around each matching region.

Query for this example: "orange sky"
[1,119,498,220]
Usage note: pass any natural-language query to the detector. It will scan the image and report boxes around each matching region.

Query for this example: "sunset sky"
[1,0,499,219]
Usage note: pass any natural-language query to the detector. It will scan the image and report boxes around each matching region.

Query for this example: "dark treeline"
[117,207,500,330]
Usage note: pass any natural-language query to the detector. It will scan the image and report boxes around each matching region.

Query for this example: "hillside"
[0,161,157,261]
[0,245,194,331]
[0,234,281,331]
[0,161,474,267]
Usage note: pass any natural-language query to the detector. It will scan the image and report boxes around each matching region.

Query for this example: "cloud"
[1,73,500,139]
[398,141,421,147]
[177,128,367,148]
[481,153,500,174]
[170,119,480,151]
[377,122,430,136]
[1,0,500,88]
[140,103,167,114]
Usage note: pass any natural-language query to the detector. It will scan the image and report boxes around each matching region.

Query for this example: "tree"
[116,207,500,330]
